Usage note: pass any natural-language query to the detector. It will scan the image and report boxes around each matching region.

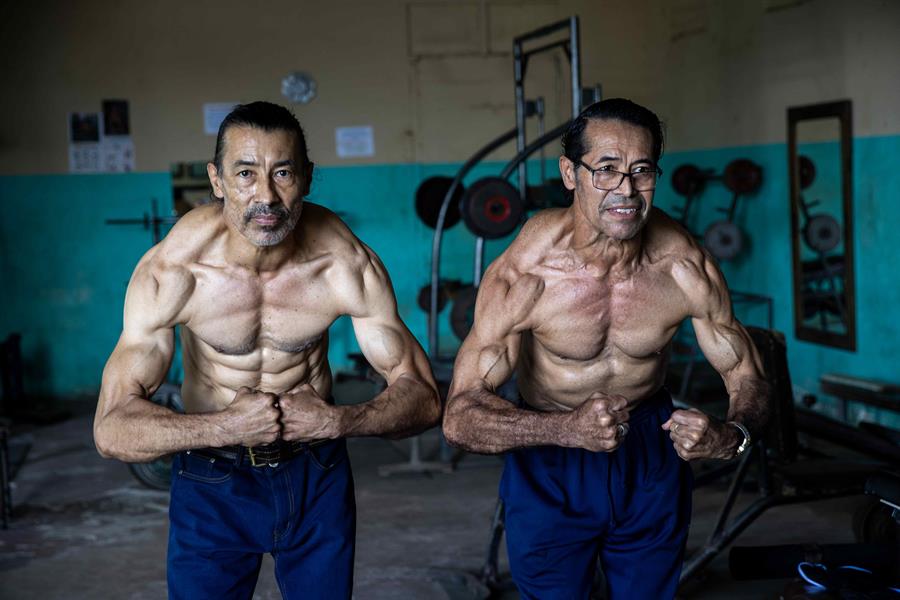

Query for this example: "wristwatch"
[727,421,752,457]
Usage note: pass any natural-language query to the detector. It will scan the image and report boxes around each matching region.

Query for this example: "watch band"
[727,421,752,457]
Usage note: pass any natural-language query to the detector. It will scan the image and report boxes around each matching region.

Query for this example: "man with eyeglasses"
[444,98,770,599]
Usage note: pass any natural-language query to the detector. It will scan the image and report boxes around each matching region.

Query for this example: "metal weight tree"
[431,16,583,357]
[379,17,586,477]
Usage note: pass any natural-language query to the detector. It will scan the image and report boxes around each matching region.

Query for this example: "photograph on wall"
[68,112,101,173]
[101,98,135,172]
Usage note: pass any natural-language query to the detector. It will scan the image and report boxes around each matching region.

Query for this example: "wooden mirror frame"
[787,99,855,350]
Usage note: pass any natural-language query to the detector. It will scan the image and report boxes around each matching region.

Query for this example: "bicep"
[449,268,539,396]
[348,253,430,385]
[685,255,763,385]
[98,325,176,425]
[97,260,182,417]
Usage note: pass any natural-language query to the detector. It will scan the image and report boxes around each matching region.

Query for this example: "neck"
[223,226,298,272]
[567,208,644,274]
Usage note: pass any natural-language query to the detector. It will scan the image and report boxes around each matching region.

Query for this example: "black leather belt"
[187,439,328,468]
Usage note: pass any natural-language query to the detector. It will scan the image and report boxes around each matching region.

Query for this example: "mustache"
[244,204,289,222]
[601,197,644,210]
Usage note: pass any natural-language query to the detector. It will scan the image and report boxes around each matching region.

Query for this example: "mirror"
[787,100,855,350]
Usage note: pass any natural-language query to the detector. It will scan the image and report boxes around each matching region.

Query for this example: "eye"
[275,169,293,178]
[632,166,653,174]
[237,170,252,178]
[597,165,615,172]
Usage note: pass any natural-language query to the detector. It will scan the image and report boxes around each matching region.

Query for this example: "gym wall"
[0,0,898,427]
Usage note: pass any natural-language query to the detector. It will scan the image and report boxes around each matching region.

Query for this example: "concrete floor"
[0,382,877,599]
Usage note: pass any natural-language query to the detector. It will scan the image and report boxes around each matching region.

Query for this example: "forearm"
[94,397,230,462]
[334,374,440,439]
[725,376,771,440]
[443,389,570,454]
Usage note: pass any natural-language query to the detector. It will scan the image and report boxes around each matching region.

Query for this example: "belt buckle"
[247,446,280,468]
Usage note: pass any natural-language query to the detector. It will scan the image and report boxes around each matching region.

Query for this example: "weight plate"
[804,213,841,253]
[415,176,463,229]
[671,164,705,197]
[417,282,449,313]
[723,159,763,195]
[450,285,478,341]
[798,155,816,190]
[460,177,524,239]
[704,220,744,260]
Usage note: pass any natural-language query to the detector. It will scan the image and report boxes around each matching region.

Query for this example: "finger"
[661,419,672,431]
[671,408,707,426]
[673,446,693,461]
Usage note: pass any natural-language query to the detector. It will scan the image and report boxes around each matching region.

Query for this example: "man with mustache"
[94,101,440,599]
[443,98,770,600]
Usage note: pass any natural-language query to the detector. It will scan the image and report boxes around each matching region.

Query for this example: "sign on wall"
[335,126,375,159]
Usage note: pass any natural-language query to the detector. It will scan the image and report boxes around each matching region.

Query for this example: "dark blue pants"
[167,438,355,600]
[500,389,692,600]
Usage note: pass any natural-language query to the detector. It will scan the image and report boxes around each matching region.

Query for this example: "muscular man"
[443,98,769,600]
[94,101,440,599]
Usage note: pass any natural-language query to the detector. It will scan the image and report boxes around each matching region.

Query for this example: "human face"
[560,119,656,241]
[207,126,312,247]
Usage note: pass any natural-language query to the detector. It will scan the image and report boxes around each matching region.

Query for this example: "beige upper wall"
[0,0,898,175]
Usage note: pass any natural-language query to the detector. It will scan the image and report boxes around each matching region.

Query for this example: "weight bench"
[679,327,893,587]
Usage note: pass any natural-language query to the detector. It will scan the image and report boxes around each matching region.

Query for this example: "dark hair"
[213,101,309,170]
[561,98,664,164]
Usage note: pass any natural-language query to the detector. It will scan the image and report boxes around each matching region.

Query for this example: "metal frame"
[787,99,855,350]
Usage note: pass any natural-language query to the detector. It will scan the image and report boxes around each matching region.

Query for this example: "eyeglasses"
[576,160,662,192]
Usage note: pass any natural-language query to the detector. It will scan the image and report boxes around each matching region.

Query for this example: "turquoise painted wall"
[0,174,175,398]
[1,136,898,430]
[654,135,900,426]
[0,162,523,399]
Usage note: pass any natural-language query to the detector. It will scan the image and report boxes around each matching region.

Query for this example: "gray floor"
[0,383,872,599]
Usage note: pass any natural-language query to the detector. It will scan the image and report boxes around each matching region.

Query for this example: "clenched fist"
[220,387,282,447]
[279,384,341,442]
[662,408,742,460]
[563,392,630,452]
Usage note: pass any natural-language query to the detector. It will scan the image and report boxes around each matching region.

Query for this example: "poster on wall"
[335,126,375,158]
[100,99,135,172]
[68,112,101,173]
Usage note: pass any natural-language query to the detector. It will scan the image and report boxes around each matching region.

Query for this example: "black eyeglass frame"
[575,159,663,191]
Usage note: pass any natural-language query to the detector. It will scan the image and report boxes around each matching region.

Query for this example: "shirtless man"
[94,101,440,599]
[443,98,770,600]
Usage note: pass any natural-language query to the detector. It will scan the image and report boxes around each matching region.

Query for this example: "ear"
[559,156,577,191]
[207,162,224,199]
[301,161,315,197]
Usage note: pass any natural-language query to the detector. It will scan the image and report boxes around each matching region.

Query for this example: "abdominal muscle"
[516,341,669,412]
[177,332,333,414]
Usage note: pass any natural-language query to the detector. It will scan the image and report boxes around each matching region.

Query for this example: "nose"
[614,173,636,197]
[255,176,278,205]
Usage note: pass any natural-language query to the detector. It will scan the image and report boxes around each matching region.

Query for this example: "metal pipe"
[474,237,485,287]
[500,121,571,180]
[522,39,570,59]
[514,41,528,204]
[428,128,517,358]
[513,17,573,44]
[569,16,581,118]
[472,122,571,285]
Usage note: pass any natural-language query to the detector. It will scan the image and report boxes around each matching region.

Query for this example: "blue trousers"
[500,389,693,600]
[167,438,355,600]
